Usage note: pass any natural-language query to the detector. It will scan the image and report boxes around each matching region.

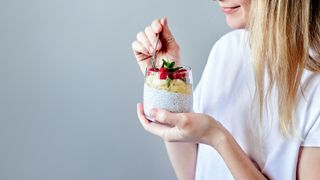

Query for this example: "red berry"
[147,67,158,75]
[177,68,187,73]
[173,73,181,79]
[159,68,168,80]
[159,68,167,72]
[173,69,187,79]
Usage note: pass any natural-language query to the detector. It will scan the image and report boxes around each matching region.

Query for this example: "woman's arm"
[137,104,197,180]
[208,128,268,180]
[137,104,268,180]
[132,18,195,179]
[165,142,198,180]
[297,147,320,179]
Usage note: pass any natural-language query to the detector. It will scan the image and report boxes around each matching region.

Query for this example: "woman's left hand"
[137,103,226,147]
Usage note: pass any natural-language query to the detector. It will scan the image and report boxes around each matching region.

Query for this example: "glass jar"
[143,66,193,121]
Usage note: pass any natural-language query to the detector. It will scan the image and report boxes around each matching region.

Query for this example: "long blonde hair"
[249,0,320,136]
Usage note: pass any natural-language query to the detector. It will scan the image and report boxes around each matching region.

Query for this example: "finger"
[131,41,151,71]
[151,19,164,51]
[135,53,151,69]
[145,26,162,51]
[136,103,152,129]
[134,55,150,74]
[161,126,184,142]
[136,32,152,53]
[151,19,162,34]
[159,17,177,46]
[136,103,172,137]
[149,108,179,126]
[132,41,149,56]
[160,17,173,38]
[145,26,157,45]
[160,17,167,26]
[135,53,150,62]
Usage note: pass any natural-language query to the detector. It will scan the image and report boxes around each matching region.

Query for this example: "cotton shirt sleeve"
[301,76,320,147]
[303,117,320,146]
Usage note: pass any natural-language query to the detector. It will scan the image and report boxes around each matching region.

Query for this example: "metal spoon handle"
[151,34,160,69]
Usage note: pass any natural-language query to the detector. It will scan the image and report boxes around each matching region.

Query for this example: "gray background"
[0,0,230,179]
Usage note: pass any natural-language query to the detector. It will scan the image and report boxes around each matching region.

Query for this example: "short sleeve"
[301,75,320,147]
[302,115,320,147]
[192,29,248,115]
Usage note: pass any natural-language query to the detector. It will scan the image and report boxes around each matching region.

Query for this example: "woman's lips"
[221,6,241,14]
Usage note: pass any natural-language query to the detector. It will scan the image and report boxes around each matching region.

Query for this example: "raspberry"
[173,72,181,79]
[147,67,158,75]
[159,68,169,80]
[173,68,187,79]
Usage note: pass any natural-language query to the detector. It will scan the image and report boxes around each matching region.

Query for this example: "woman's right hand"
[132,17,180,74]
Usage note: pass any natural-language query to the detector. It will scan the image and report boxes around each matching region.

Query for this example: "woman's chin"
[226,17,247,29]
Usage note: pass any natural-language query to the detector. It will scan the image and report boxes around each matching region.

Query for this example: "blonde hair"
[249,0,320,136]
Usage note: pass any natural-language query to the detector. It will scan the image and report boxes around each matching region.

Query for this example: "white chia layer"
[143,84,193,120]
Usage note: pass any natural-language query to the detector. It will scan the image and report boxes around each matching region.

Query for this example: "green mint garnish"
[165,77,172,87]
[171,67,182,72]
[161,59,182,72]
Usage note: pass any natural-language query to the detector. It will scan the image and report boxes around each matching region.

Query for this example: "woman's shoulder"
[206,29,250,69]
[208,29,249,60]
[218,29,248,43]
[195,30,253,103]
[298,70,320,144]
[297,70,320,141]
[301,70,320,100]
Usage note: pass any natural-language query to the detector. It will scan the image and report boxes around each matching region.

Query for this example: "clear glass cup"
[143,66,193,121]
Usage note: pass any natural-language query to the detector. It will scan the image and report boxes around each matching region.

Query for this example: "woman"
[132,0,320,179]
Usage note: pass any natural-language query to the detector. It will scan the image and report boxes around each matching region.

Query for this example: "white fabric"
[194,30,320,180]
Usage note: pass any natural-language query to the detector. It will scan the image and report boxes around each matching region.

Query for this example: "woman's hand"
[136,103,226,147]
[132,18,180,74]
[137,104,269,179]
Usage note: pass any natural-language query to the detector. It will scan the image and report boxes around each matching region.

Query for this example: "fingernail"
[161,17,167,26]
[149,109,157,117]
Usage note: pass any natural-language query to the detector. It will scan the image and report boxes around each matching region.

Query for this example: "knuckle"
[142,124,150,131]
[180,114,191,129]
[157,110,168,123]
[152,20,161,30]
[136,32,144,39]
[152,19,159,26]
[131,41,137,49]
[162,132,171,142]
[163,136,170,142]
[145,26,151,33]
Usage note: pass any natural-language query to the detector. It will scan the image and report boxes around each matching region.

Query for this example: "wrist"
[206,121,231,151]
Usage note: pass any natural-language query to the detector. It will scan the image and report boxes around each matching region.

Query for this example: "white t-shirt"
[194,30,320,180]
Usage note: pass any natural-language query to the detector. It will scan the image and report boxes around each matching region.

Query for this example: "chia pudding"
[143,59,193,121]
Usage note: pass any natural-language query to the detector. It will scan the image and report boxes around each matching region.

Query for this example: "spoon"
[151,34,160,69]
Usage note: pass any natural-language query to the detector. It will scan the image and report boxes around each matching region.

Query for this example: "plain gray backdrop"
[0,0,230,179]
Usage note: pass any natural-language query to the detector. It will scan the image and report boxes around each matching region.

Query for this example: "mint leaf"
[162,59,168,68]
[171,67,182,72]
[161,59,181,72]
[168,61,175,68]
[165,77,172,87]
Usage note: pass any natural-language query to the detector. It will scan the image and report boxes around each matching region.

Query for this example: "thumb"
[160,17,175,43]
[149,108,179,126]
